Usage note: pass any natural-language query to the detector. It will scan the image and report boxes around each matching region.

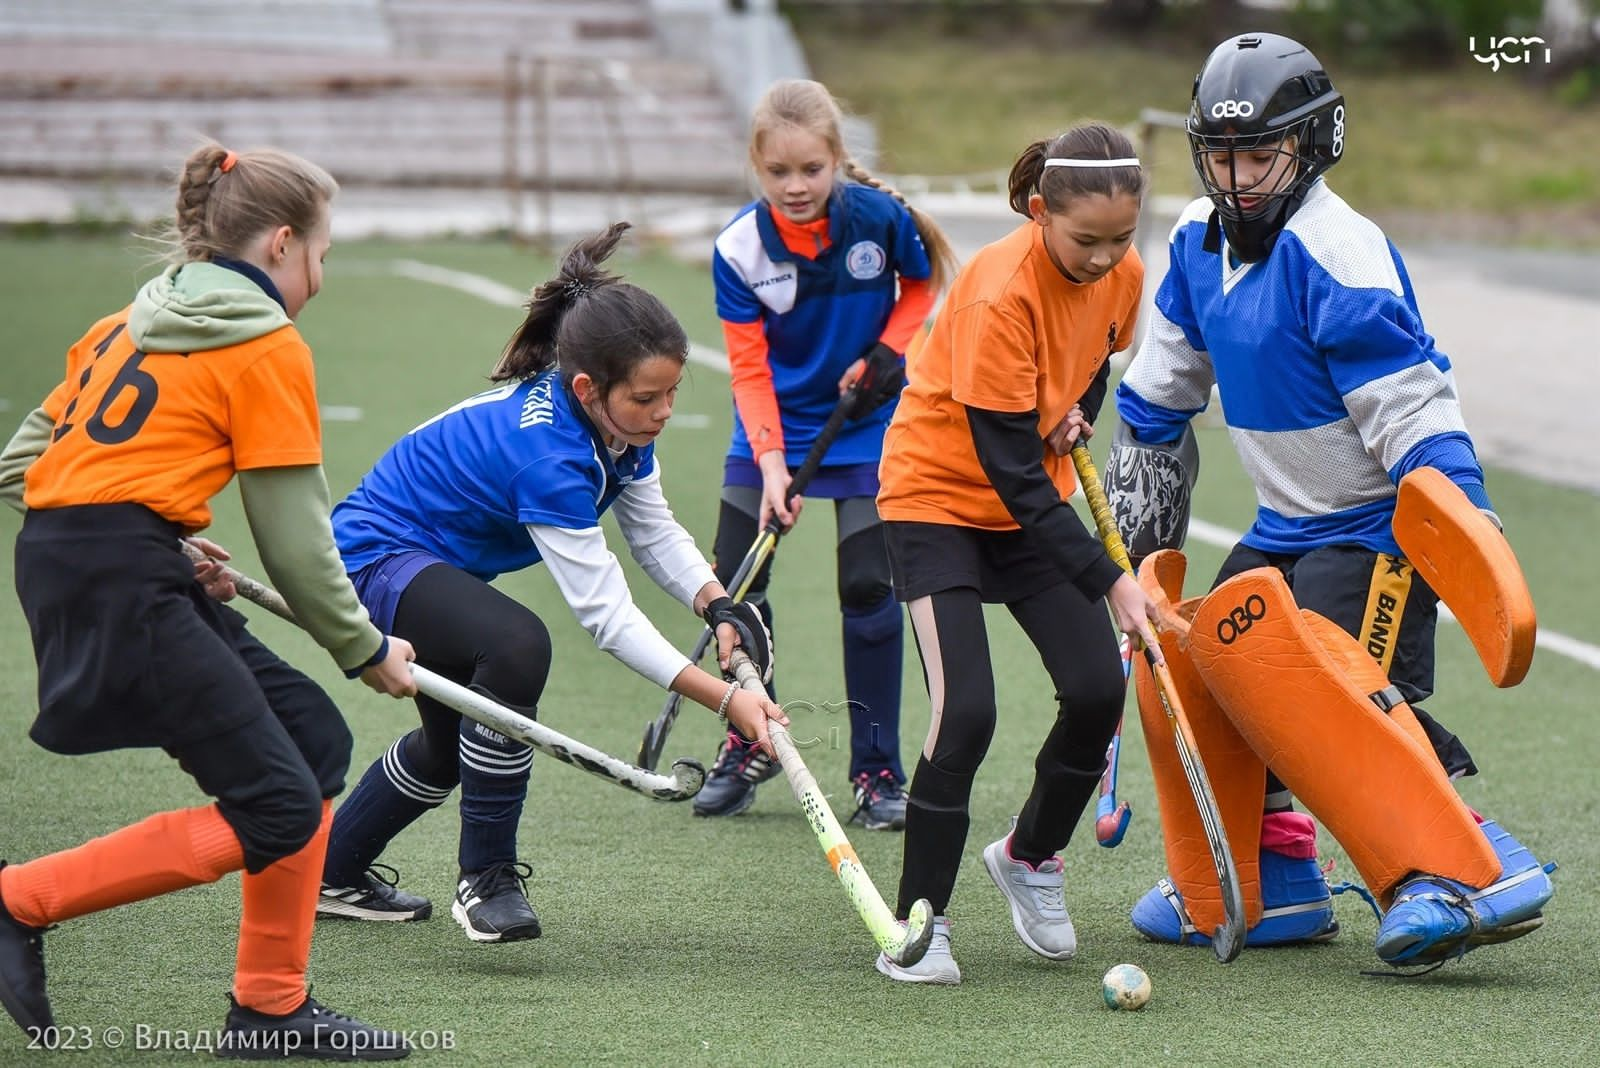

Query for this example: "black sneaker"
[850,770,908,832]
[318,865,432,923]
[0,862,54,1038]
[691,731,781,818]
[217,993,409,1060]
[452,862,540,944]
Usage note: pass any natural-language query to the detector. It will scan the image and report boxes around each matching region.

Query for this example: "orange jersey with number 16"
[24,308,323,531]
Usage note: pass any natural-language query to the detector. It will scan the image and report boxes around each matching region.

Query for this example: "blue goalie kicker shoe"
[1131,812,1339,947]
[692,729,781,818]
[1374,818,1555,966]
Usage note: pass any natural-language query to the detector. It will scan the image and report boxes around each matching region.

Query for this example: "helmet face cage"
[1189,116,1325,224]
[1185,35,1345,226]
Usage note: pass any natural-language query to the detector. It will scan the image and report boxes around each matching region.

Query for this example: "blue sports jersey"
[711,182,931,467]
[1117,181,1490,556]
[334,370,654,581]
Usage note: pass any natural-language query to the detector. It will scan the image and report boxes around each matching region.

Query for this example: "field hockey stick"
[1094,636,1134,847]
[727,650,934,968]
[636,383,861,770]
[181,543,705,802]
[1070,442,1246,963]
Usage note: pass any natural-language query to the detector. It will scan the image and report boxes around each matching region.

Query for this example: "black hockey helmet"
[1187,33,1344,260]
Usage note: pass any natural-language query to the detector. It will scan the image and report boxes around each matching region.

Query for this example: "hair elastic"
[563,279,591,301]
[219,151,238,173]
[1044,157,1141,169]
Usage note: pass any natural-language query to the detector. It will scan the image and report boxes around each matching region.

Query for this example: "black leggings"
[710,489,892,613]
[897,580,1124,916]
[390,562,554,785]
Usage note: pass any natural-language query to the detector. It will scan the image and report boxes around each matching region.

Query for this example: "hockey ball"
[1102,963,1151,1011]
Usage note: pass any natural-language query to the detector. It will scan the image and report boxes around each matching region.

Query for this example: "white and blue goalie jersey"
[1116,180,1492,556]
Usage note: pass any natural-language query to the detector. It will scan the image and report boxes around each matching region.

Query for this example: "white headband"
[1043,157,1141,169]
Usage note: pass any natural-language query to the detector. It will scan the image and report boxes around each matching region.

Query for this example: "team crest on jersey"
[845,240,887,280]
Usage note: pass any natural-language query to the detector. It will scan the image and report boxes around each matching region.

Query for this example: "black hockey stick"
[637,384,861,770]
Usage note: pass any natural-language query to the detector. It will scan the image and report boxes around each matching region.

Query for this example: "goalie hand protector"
[845,342,906,419]
[702,596,775,683]
[1106,422,1200,567]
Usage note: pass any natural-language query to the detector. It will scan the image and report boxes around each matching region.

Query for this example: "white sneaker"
[875,917,960,984]
[983,835,1076,960]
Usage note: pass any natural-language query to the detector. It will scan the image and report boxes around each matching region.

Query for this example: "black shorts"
[14,503,341,761]
[884,520,1067,604]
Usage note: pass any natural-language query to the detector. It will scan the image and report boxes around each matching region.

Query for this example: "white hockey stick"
[182,543,704,802]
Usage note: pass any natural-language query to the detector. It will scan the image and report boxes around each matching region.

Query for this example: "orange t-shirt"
[878,222,1141,529]
[24,308,323,531]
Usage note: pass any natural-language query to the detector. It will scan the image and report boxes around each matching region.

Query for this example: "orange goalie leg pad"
[1133,550,1265,933]
[1186,567,1500,904]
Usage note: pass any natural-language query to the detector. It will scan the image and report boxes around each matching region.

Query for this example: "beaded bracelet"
[715,681,739,721]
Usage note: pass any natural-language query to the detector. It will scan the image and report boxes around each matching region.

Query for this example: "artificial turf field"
[0,234,1596,1065]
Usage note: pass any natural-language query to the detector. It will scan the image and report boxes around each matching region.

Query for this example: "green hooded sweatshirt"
[2,262,383,674]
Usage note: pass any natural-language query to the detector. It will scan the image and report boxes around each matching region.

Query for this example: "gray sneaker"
[983,836,1076,961]
[875,917,960,984]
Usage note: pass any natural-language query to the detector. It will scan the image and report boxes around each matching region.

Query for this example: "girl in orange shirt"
[875,123,1162,983]
[0,144,416,1057]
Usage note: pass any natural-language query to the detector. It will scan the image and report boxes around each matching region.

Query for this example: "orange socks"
[233,800,332,1016]
[0,797,338,1018]
[0,805,243,927]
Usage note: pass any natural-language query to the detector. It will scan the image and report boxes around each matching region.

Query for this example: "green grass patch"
[1,234,1596,1064]
[1510,168,1598,203]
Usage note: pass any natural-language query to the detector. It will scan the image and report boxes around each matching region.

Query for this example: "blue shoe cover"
[1375,819,1554,965]
[1131,850,1337,948]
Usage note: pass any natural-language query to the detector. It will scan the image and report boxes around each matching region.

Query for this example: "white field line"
[388,259,726,373]
[395,258,1600,674]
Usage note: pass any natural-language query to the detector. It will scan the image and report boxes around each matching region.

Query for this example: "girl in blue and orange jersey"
[696,78,958,825]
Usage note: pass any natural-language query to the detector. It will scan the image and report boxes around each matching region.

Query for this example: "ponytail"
[1007,123,1146,219]
[842,159,958,291]
[491,222,687,390]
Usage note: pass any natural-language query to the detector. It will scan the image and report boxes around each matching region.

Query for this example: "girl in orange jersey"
[0,144,417,1058]
[873,123,1163,983]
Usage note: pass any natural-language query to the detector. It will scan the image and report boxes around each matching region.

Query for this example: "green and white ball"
[1102,963,1151,1011]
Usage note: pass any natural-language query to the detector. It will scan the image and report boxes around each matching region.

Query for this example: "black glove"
[846,342,906,419]
[701,596,774,683]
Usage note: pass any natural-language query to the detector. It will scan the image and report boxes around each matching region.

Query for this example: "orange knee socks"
[0,805,243,927]
[233,800,332,1016]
